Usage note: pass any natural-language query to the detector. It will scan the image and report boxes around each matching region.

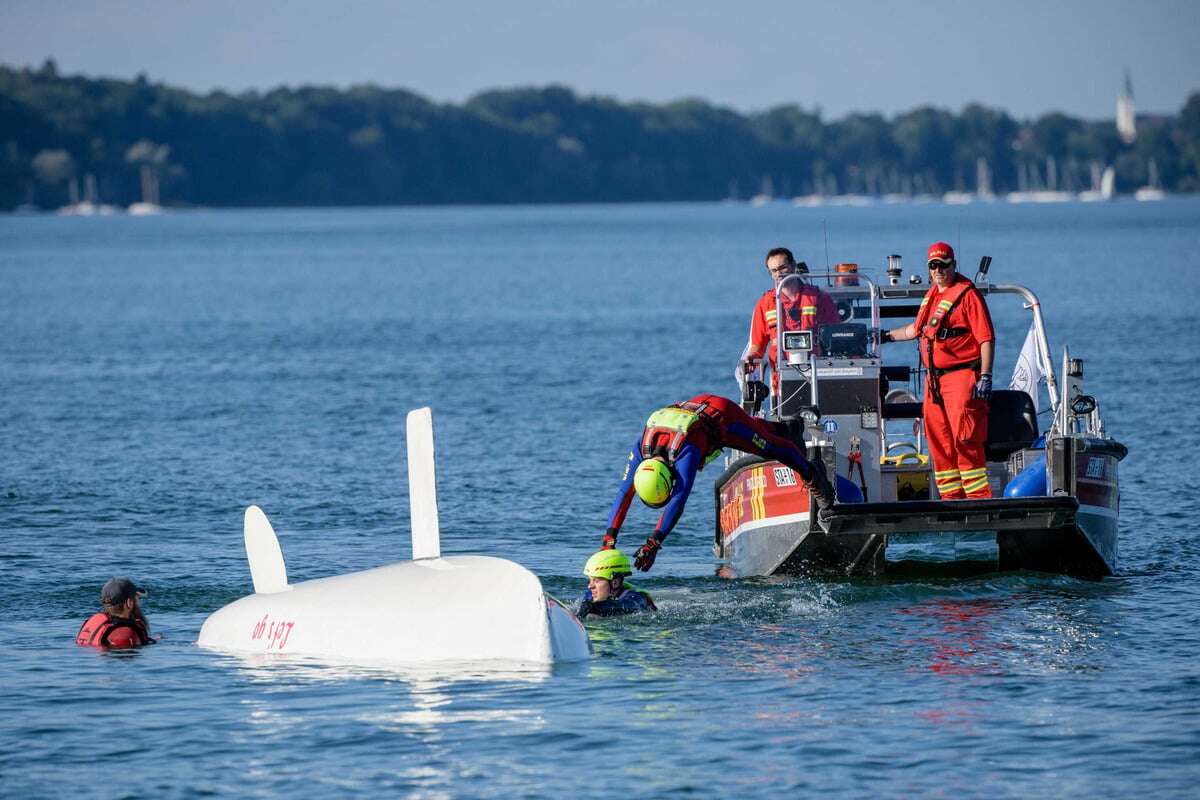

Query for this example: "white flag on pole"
[1009,323,1043,414]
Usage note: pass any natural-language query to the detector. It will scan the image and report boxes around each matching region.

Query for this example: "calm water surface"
[2,200,1199,797]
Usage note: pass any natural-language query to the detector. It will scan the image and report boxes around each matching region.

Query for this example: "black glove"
[880,330,895,344]
[973,373,993,401]
[633,537,662,571]
[600,530,618,550]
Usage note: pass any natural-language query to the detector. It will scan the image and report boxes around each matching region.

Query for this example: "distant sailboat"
[1006,161,1036,204]
[944,159,995,204]
[1078,165,1115,202]
[750,175,776,207]
[793,167,830,207]
[1135,159,1165,201]
[128,163,165,215]
[58,173,119,216]
[1030,156,1073,203]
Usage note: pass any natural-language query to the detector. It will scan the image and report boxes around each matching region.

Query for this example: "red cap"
[927,241,955,264]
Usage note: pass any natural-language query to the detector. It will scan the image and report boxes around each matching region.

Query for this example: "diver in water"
[602,393,834,571]
[76,577,156,649]
[576,549,656,620]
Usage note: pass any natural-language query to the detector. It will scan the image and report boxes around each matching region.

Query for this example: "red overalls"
[742,284,840,370]
[915,275,995,499]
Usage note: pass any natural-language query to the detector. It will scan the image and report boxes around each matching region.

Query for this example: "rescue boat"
[715,259,1126,579]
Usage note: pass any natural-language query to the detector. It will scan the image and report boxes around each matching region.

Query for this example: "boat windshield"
[774,272,880,365]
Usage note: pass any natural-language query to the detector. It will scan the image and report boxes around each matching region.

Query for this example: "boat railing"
[873,281,1062,430]
[740,274,1066,440]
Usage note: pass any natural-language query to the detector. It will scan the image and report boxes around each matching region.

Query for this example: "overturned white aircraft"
[198,408,592,663]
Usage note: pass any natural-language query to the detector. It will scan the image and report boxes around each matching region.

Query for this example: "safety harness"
[920,279,981,405]
[640,400,723,465]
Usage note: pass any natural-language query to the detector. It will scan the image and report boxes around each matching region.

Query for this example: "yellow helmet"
[634,458,673,508]
[583,549,633,580]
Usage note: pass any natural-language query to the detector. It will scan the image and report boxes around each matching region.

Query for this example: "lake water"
[2,199,1199,797]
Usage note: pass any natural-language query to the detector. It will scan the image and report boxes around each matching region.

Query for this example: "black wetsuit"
[575,586,657,619]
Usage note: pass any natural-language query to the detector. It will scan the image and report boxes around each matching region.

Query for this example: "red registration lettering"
[248,614,295,650]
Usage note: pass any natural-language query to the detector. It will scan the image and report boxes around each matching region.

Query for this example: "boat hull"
[714,457,882,578]
[198,555,592,663]
[714,450,1121,580]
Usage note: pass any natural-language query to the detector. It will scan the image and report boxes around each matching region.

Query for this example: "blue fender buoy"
[836,474,865,503]
[1004,453,1047,498]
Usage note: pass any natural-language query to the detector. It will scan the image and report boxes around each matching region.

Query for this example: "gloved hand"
[973,372,993,401]
[600,530,618,550]
[633,537,662,571]
[880,329,895,344]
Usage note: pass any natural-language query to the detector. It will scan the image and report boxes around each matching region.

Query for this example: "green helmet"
[583,549,633,580]
[633,458,673,508]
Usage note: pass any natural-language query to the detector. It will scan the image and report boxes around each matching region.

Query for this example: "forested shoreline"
[2,60,1197,210]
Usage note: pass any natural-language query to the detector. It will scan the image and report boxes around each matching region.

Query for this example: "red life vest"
[639,399,723,464]
[918,278,982,404]
[76,612,151,649]
[918,277,980,365]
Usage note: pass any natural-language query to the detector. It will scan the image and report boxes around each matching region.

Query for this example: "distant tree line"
[2,59,1198,210]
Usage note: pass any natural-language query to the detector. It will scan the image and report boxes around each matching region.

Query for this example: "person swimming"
[575,549,656,620]
[75,577,155,649]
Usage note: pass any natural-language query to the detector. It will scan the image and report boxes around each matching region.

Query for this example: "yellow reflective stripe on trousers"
[962,477,989,493]
[935,467,962,493]
[959,466,989,494]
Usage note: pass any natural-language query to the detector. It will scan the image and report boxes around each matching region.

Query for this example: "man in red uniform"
[881,242,995,499]
[76,577,155,649]
[601,393,834,571]
[737,247,840,382]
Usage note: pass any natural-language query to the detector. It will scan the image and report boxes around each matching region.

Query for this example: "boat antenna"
[822,218,830,283]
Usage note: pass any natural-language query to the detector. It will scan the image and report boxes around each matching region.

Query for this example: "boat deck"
[817,496,1078,537]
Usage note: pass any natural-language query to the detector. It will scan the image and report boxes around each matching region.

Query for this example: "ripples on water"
[3,200,1200,797]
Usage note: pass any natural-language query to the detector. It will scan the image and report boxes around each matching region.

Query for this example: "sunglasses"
[928,261,954,271]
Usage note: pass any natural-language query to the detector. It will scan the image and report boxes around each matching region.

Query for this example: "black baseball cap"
[101,577,145,606]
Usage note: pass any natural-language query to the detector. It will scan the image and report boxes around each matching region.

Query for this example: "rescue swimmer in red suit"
[881,242,995,499]
[600,393,835,571]
[736,247,841,388]
[76,577,155,649]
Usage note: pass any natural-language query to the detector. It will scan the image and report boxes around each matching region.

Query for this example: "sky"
[2,0,1197,120]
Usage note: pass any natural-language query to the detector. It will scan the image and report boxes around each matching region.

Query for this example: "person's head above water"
[100,576,145,619]
[583,548,633,602]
